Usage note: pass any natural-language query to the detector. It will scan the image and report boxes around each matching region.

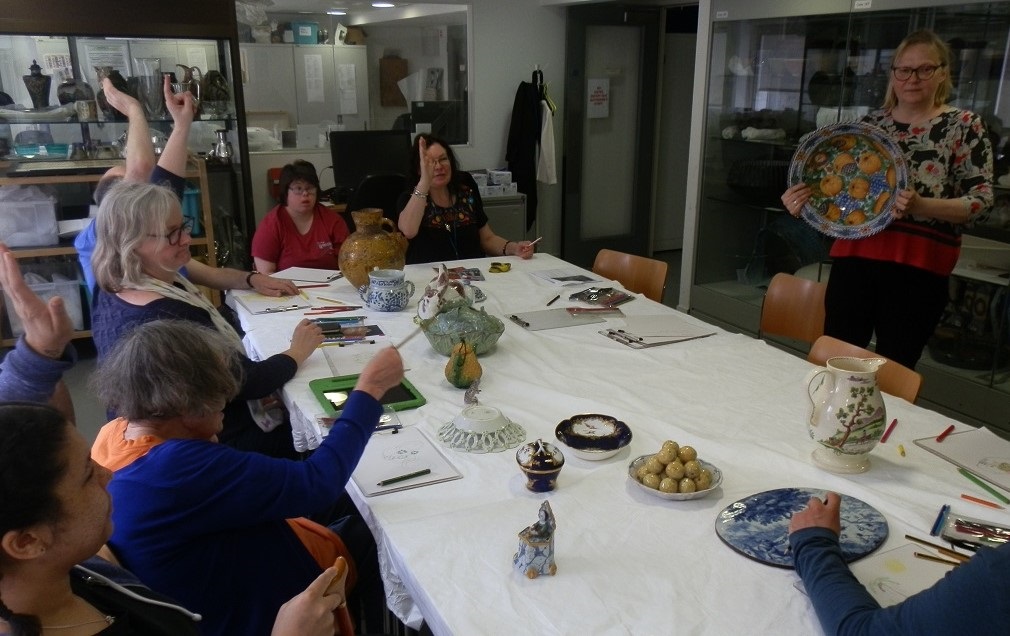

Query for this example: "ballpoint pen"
[546,294,560,306]
[376,468,431,487]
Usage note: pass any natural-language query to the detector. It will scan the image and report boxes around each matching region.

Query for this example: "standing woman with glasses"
[91,180,323,458]
[252,159,349,274]
[397,133,535,264]
[782,30,993,369]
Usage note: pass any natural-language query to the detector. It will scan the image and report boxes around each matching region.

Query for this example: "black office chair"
[344,172,407,232]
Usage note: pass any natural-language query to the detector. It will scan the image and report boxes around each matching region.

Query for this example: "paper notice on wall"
[398,70,425,103]
[304,54,325,103]
[83,42,130,84]
[587,78,610,119]
[337,63,357,114]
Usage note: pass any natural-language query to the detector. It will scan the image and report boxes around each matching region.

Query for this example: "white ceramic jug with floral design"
[805,356,887,474]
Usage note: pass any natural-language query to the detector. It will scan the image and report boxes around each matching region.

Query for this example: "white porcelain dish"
[555,413,632,461]
[627,455,723,501]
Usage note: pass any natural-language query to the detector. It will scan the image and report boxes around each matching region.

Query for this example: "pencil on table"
[913,551,960,567]
[960,493,1005,510]
[958,468,1010,504]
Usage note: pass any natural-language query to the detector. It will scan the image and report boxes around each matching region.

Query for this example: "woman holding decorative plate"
[782,30,994,369]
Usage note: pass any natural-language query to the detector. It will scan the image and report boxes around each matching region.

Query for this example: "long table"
[232,254,1000,635]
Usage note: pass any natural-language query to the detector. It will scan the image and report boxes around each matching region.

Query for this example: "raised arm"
[102,78,155,182]
[397,136,432,239]
[159,73,196,177]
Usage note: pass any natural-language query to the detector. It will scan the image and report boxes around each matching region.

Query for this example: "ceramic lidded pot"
[358,268,415,312]
[805,356,887,474]
[22,60,51,109]
[56,69,94,105]
[338,208,408,288]
[516,439,565,492]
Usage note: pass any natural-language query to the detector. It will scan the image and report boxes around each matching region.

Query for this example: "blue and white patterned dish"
[788,121,908,240]
[714,487,888,568]
[555,414,632,460]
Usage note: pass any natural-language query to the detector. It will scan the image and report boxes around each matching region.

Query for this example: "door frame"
[562,4,661,268]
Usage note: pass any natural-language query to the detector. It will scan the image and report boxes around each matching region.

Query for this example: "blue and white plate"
[714,487,888,568]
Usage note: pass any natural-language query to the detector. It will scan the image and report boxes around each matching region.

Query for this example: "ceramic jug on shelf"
[805,356,887,474]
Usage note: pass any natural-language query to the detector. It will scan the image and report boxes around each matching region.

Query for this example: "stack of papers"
[601,314,716,349]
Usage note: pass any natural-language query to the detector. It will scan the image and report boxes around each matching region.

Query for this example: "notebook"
[352,426,462,496]
[270,267,343,283]
[913,426,1010,493]
[508,307,611,331]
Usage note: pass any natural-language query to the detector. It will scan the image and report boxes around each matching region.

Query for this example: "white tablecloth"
[232,254,998,635]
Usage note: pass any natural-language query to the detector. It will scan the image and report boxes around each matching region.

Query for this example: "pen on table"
[897,444,906,457]
[913,551,961,567]
[958,467,1010,504]
[880,418,897,443]
[960,493,1005,510]
[376,468,431,487]
[930,504,951,536]
[297,283,331,289]
[936,424,956,443]
[903,534,971,562]
[546,294,560,307]
[374,423,402,434]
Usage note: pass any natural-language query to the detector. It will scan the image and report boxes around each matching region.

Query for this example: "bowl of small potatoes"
[628,440,722,501]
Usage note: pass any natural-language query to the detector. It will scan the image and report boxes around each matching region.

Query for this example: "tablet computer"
[310,374,426,417]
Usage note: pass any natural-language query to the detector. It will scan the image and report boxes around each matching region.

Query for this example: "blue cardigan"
[107,390,381,636]
[791,527,1010,635]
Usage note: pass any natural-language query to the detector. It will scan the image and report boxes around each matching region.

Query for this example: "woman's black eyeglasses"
[891,64,944,81]
[148,218,193,245]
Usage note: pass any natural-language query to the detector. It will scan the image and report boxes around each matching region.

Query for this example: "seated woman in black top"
[397,133,536,264]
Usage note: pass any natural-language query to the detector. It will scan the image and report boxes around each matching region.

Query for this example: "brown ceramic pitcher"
[338,208,407,288]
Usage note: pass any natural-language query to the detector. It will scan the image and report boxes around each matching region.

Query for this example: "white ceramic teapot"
[805,356,887,474]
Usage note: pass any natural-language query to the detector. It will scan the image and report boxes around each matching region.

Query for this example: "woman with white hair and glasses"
[90,180,323,457]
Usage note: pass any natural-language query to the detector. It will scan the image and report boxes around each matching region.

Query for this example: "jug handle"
[405,280,415,299]
[380,217,397,233]
[358,283,369,301]
[804,366,833,405]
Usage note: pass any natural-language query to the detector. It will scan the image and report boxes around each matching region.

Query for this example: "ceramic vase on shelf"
[94,66,130,121]
[22,60,51,109]
[56,69,94,105]
[338,208,407,288]
[805,356,887,474]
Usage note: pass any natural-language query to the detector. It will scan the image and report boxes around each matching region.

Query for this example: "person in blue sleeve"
[789,492,1010,635]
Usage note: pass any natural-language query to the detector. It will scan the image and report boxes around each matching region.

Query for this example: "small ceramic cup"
[516,439,565,492]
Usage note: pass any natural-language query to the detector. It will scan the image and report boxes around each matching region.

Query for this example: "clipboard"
[230,289,312,314]
[508,308,610,331]
[913,426,1010,493]
[270,267,343,283]
[352,426,462,496]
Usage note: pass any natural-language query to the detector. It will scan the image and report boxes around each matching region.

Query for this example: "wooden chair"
[326,556,355,636]
[591,249,668,303]
[807,335,924,403]
[759,272,827,345]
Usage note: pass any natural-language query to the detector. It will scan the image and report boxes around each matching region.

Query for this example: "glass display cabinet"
[691,0,1010,431]
[0,0,250,343]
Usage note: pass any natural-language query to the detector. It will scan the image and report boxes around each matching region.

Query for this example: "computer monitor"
[411,100,467,145]
[328,129,411,197]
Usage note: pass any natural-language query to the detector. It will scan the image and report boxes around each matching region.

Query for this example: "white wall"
[456,0,567,254]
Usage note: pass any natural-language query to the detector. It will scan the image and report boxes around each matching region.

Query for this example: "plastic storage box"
[292,21,319,44]
[0,185,59,247]
[4,270,84,337]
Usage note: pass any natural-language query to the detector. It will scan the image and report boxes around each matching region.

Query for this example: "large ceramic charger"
[714,487,888,568]
[787,122,908,239]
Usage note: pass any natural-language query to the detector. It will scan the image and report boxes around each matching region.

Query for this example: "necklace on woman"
[43,614,115,630]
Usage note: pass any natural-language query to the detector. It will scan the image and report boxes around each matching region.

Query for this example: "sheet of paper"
[352,426,461,496]
[913,427,1010,493]
[530,269,600,286]
[323,336,391,376]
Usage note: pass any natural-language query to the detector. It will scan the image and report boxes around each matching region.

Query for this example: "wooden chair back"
[591,248,668,303]
[807,335,924,403]
[759,272,827,344]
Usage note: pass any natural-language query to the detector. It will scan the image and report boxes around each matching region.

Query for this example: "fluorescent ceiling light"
[372,2,396,7]
[327,10,346,15]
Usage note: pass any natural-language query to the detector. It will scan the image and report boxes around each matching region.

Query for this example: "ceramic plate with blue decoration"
[714,487,888,568]
[788,122,908,240]
[555,414,632,460]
